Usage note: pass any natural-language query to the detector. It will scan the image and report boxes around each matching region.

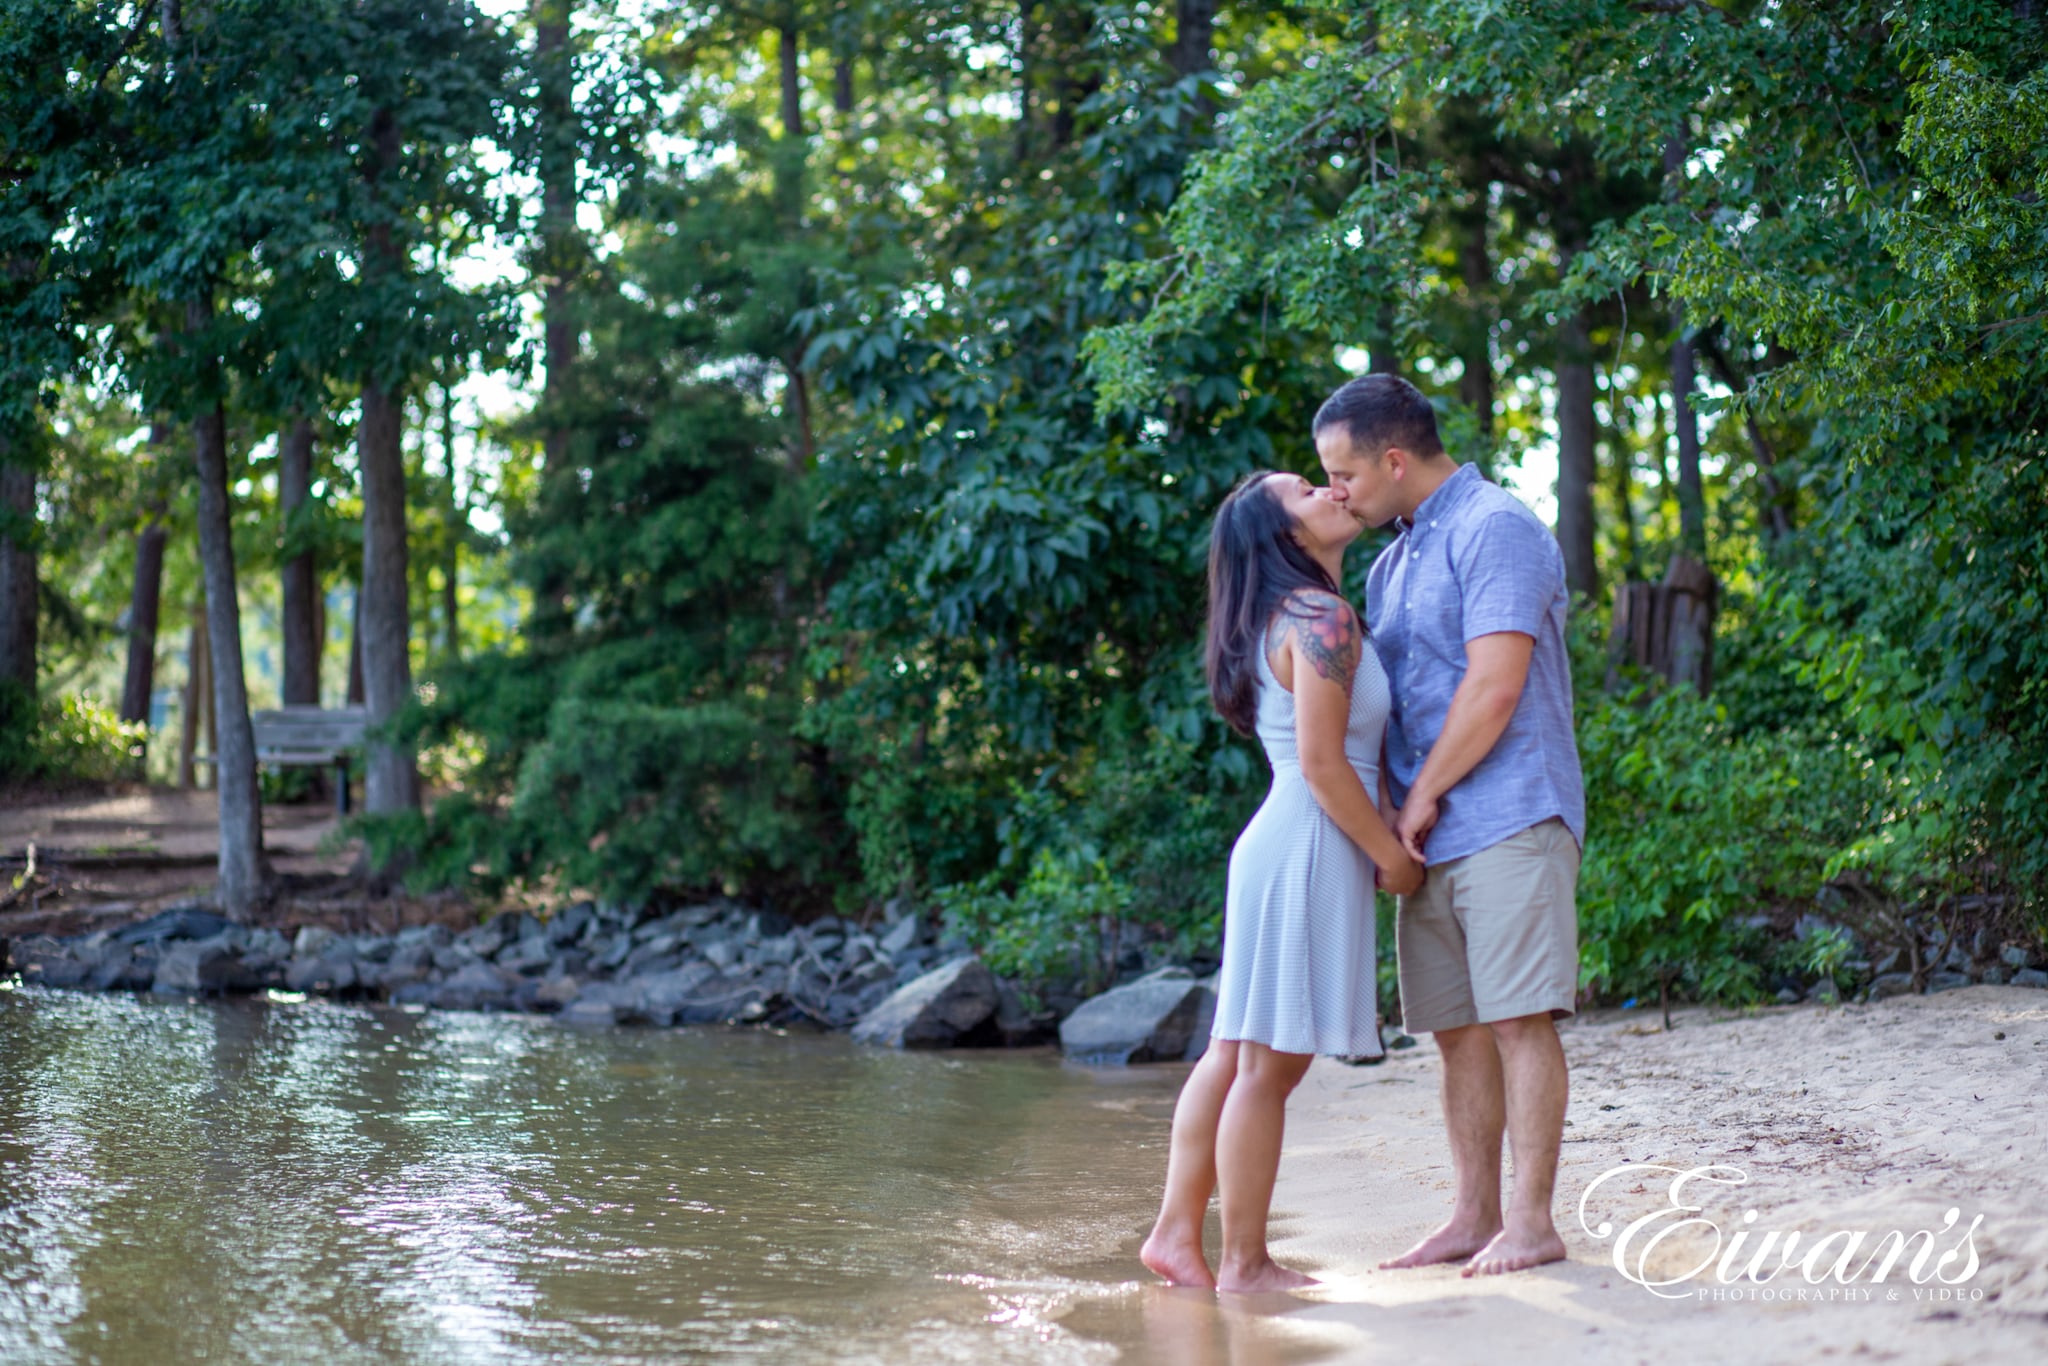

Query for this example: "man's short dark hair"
[1312,374,1445,460]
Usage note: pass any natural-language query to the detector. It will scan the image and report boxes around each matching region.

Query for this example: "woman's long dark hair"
[1205,471,1343,738]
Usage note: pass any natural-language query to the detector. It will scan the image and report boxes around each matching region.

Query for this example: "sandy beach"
[1069,985,2048,1365]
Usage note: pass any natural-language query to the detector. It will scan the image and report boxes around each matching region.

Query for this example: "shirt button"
[1410,551,1419,559]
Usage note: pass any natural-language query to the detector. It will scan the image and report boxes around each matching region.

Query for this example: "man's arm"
[1393,630,1533,862]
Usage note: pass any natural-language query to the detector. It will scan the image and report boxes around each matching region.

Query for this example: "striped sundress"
[1210,620,1389,1058]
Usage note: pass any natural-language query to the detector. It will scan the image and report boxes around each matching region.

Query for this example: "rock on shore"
[0,898,1047,1049]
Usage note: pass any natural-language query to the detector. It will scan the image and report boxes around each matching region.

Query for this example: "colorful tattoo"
[1293,593,1359,691]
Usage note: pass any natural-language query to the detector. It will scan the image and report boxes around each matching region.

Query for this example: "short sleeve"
[1458,510,1561,641]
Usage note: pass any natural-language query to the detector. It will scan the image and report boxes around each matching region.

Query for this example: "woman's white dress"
[1209,626,1389,1058]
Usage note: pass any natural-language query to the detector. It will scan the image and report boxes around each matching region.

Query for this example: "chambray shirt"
[1365,463,1585,864]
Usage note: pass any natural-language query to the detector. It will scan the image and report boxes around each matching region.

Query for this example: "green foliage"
[1,692,146,784]
[1575,682,1880,1003]
[937,737,1252,995]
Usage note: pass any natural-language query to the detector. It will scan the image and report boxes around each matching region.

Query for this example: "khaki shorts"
[1396,818,1580,1034]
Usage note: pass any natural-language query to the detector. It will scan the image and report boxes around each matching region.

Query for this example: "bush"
[0,691,145,784]
[1575,682,1882,1003]
[937,736,1257,997]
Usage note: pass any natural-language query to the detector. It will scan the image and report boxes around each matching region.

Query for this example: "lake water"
[0,986,1340,1365]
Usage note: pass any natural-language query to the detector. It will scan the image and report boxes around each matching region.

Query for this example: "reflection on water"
[0,986,1335,1365]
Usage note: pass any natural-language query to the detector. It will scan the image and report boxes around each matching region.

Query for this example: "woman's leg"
[1141,1038,1240,1287]
[1214,1040,1316,1292]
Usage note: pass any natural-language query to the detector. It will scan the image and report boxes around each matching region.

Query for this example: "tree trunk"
[120,511,168,725]
[1555,310,1599,600]
[1608,555,1717,696]
[346,586,365,707]
[179,600,205,790]
[279,415,320,706]
[359,377,420,821]
[1049,8,1095,150]
[1169,0,1217,78]
[1015,0,1034,163]
[1664,139,1708,561]
[534,1,578,627]
[1607,397,1640,582]
[188,297,268,919]
[440,385,460,663]
[0,447,36,706]
[1458,206,1495,437]
[359,106,420,833]
[833,56,854,115]
[778,22,803,140]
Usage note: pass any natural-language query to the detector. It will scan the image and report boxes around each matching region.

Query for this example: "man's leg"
[1214,1041,1316,1293]
[1378,1021,1505,1267]
[1141,1039,1239,1287]
[1463,1012,1568,1276]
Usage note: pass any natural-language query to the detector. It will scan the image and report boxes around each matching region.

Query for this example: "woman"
[1140,469,1423,1293]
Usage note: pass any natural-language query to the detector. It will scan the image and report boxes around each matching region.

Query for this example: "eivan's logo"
[1578,1164,1983,1301]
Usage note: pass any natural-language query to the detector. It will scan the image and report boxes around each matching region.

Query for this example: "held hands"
[1376,851,1425,897]
[1394,793,1439,864]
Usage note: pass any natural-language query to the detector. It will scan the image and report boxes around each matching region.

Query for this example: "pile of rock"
[1,899,1056,1044]
[1858,930,2048,1001]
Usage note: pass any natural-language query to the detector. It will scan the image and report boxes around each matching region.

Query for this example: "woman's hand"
[1376,852,1425,897]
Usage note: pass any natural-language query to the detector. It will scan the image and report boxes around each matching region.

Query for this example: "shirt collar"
[1398,462,1481,533]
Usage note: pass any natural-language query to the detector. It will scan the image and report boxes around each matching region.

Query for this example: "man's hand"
[1395,793,1439,863]
[1377,851,1425,896]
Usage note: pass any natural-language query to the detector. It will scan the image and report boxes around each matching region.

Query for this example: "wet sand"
[1067,986,2048,1364]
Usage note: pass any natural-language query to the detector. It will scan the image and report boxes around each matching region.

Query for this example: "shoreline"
[1081,987,2048,1363]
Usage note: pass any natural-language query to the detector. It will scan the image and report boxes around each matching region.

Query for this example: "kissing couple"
[1141,374,1587,1292]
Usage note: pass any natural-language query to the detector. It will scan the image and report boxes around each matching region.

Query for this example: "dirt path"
[1082,988,2048,1364]
[0,783,468,938]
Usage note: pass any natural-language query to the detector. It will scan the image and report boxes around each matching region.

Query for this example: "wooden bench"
[199,706,370,814]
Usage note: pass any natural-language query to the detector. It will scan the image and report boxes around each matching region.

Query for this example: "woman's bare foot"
[1377,1216,1502,1269]
[1215,1256,1317,1293]
[1140,1229,1216,1288]
[1460,1219,1566,1277]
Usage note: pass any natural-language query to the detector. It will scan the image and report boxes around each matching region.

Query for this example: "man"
[1313,373,1586,1277]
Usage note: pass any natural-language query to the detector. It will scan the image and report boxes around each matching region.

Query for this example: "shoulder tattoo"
[1293,593,1360,692]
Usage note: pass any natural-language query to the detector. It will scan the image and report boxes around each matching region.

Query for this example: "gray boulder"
[548,901,594,946]
[1927,971,1974,993]
[459,917,514,960]
[292,925,341,959]
[851,956,1002,1049]
[532,975,581,1011]
[560,980,646,1027]
[1870,972,1917,999]
[1058,976,1216,1065]
[113,905,232,946]
[431,961,517,1012]
[152,938,261,995]
[499,935,557,975]
[92,946,158,991]
[285,955,359,994]
[390,980,438,1006]
[396,923,452,952]
[2012,968,2048,989]
[879,914,922,958]
[636,962,723,1025]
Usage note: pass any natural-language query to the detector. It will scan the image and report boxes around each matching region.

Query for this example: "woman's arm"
[1284,594,1424,895]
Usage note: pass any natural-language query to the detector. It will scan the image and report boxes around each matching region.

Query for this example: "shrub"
[1575,682,1882,1003]
[1,692,145,784]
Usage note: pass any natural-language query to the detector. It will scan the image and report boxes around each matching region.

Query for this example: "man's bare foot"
[1378,1217,1502,1269]
[1215,1257,1317,1294]
[1460,1221,1566,1277]
[1140,1229,1216,1288]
